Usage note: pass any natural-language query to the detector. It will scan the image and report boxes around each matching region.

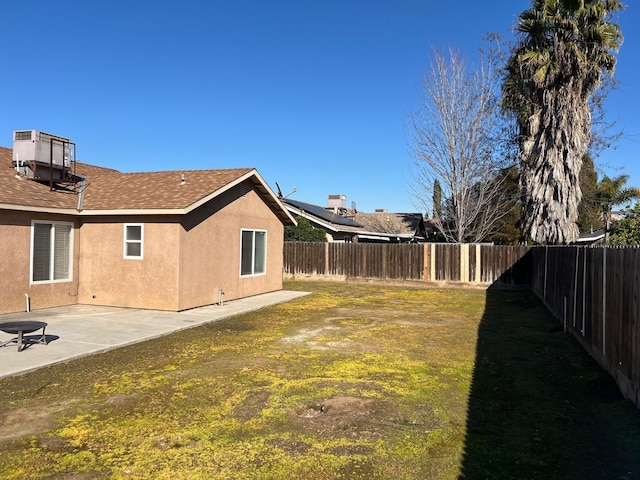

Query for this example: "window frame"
[123,223,144,260]
[30,220,74,284]
[240,229,267,277]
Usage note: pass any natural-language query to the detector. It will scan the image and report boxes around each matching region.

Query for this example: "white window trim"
[123,223,144,260]
[30,220,74,284]
[240,229,267,277]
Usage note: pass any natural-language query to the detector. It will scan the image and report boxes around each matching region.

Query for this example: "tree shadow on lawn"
[460,285,640,479]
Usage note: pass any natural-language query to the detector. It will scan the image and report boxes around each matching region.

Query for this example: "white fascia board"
[357,230,414,240]
[0,203,78,215]
[577,235,605,243]
[357,234,391,241]
[249,170,298,225]
[78,208,184,216]
[184,169,297,225]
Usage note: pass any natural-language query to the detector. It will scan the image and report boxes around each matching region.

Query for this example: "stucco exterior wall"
[0,211,80,314]
[77,217,181,310]
[77,185,285,312]
[178,184,284,310]
[1,181,286,314]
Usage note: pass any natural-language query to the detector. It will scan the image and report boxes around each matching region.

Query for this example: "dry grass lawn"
[0,281,639,479]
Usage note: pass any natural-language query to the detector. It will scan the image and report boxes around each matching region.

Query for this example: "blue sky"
[2,1,638,214]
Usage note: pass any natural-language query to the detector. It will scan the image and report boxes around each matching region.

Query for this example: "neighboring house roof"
[282,196,426,242]
[284,198,362,228]
[0,146,295,225]
[352,212,426,239]
[576,228,605,244]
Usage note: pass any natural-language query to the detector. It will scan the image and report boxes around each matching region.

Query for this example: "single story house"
[282,195,428,243]
[0,132,296,315]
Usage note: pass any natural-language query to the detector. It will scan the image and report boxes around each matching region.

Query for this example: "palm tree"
[596,174,640,242]
[577,153,602,233]
[502,0,624,244]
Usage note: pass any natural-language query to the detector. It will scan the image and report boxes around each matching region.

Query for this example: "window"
[124,224,144,259]
[31,221,73,283]
[240,229,266,276]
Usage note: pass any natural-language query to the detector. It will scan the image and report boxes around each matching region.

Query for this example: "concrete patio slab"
[0,290,310,379]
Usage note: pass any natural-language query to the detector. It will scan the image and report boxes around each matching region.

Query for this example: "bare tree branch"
[407,48,511,243]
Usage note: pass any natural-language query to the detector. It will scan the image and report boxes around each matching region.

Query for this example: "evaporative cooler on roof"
[12,130,72,168]
[12,130,76,186]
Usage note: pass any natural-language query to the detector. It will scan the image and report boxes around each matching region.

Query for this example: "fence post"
[602,247,607,357]
[324,242,329,275]
[544,246,548,303]
[582,249,586,335]
[430,244,436,282]
[423,244,429,281]
[573,247,579,330]
[460,244,469,282]
[475,244,481,283]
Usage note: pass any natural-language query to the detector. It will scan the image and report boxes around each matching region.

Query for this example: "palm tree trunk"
[520,84,590,244]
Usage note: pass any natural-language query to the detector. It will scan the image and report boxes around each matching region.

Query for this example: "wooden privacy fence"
[283,242,531,286]
[531,246,640,408]
[428,244,531,285]
[283,242,424,280]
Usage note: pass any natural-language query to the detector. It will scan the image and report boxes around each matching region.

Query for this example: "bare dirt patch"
[233,389,271,422]
[102,392,141,406]
[279,316,382,351]
[0,401,74,442]
[0,393,140,445]
[332,307,463,327]
[291,395,381,435]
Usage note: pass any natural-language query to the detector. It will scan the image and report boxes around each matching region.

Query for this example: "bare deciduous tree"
[407,48,511,243]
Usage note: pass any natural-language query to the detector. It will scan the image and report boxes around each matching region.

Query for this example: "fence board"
[285,242,425,281]
[284,243,530,286]
[531,245,640,408]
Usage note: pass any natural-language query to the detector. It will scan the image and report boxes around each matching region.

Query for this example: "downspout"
[25,293,30,313]
[77,176,87,211]
[73,176,87,302]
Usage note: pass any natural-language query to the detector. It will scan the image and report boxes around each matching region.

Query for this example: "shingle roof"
[352,212,425,237]
[0,147,79,210]
[0,146,294,225]
[81,167,253,210]
[281,197,428,241]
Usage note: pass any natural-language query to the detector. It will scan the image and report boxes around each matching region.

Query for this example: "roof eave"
[249,170,298,226]
[1,169,297,226]
[185,169,297,226]
[0,203,78,215]
[356,232,415,241]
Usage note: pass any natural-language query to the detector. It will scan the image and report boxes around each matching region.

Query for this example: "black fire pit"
[0,321,48,352]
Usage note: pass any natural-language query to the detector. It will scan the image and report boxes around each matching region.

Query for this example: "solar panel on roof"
[284,198,362,227]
